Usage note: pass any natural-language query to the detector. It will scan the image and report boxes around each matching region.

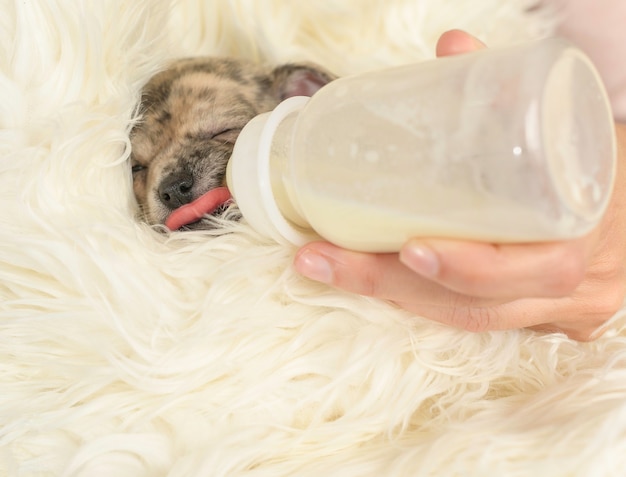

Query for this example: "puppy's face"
[130,57,333,230]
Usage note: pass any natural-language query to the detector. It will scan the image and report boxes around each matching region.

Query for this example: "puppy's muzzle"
[158,171,194,210]
[158,171,235,230]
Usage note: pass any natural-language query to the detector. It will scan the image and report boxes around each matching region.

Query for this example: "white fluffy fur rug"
[2,1,626,476]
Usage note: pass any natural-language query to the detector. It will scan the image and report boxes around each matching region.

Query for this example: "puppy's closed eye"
[212,128,241,143]
[132,163,147,175]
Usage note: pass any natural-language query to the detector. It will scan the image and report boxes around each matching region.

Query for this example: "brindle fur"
[130,57,334,229]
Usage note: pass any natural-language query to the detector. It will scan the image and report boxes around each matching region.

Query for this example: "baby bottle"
[227,38,616,252]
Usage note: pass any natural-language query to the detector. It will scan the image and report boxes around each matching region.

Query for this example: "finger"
[399,238,590,300]
[293,241,500,307]
[398,274,622,340]
[435,29,486,57]
[394,295,564,334]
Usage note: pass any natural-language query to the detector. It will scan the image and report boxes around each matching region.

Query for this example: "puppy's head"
[129,57,334,230]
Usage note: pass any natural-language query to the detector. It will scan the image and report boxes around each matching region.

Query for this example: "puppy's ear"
[271,64,335,101]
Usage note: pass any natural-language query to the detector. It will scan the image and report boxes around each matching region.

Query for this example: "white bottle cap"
[227,96,318,246]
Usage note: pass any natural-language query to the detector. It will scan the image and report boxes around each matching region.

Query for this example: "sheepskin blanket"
[2,1,626,476]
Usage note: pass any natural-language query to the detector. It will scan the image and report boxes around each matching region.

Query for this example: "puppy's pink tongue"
[165,187,232,231]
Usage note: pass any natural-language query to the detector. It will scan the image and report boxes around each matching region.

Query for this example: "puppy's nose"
[158,172,194,209]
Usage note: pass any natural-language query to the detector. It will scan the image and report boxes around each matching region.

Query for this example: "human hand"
[293,30,626,341]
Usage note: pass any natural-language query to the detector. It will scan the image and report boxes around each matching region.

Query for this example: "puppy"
[130,57,334,230]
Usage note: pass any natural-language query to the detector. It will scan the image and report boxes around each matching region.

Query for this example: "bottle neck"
[228,95,317,246]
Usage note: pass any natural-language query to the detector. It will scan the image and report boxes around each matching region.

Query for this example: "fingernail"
[294,250,333,284]
[400,242,440,277]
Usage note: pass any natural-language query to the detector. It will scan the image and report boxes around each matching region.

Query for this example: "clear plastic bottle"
[227,38,616,252]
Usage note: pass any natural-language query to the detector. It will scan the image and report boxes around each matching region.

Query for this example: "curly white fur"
[1,1,625,476]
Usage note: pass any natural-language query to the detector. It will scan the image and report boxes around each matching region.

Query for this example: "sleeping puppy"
[130,57,334,230]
